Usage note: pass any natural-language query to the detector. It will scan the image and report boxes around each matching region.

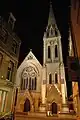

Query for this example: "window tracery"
[21,66,37,90]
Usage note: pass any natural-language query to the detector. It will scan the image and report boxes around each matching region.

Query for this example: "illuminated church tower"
[41,2,69,114]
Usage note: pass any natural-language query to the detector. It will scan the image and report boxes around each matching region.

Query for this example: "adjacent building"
[0,13,21,114]
[70,0,80,118]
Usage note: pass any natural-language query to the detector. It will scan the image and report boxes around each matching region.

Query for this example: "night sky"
[0,0,72,98]
[0,0,71,66]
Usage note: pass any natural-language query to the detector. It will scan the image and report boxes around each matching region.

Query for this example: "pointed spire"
[48,0,55,25]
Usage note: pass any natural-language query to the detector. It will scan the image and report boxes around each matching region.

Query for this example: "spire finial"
[30,48,32,51]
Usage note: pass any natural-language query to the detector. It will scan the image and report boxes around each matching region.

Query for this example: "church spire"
[48,1,56,25]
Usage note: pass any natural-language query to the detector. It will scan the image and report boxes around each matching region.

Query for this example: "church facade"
[15,3,74,117]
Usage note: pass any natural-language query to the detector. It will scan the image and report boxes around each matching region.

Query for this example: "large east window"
[21,66,37,90]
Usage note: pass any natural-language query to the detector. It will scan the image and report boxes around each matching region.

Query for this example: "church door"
[52,102,57,114]
[24,99,30,112]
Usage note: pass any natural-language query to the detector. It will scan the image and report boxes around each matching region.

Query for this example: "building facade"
[0,13,21,114]
[15,3,76,120]
[70,0,80,118]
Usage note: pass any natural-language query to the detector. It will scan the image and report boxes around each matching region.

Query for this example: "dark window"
[32,79,34,90]
[29,77,31,90]
[55,73,58,84]
[26,78,28,89]
[47,31,49,37]
[51,28,53,35]
[0,53,3,67]
[55,45,58,58]
[34,77,37,90]
[21,78,23,90]
[49,74,52,84]
[55,29,58,36]
[12,40,17,54]
[48,46,51,59]
[6,61,14,82]
[14,88,18,106]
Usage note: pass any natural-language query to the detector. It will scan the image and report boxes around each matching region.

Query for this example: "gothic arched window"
[34,77,37,90]
[26,78,28,89]
[55,45,58,58]
[49,74,52,84]
[32,79,34,90]
[55,73,58,84]
[21,66,37,91]
[51,28,53,35]
[6,61,14,82]
[29,77,31,90]
[48,46,51,59]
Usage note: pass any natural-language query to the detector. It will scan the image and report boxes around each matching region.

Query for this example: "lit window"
[49,74,52,84]
[6,61,14,82]
[55,45,58,58]
[48,46,51,59]
[55,73,58,84]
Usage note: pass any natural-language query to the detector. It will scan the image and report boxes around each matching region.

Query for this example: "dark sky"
[0,0,72,98]
[0,0,70,66]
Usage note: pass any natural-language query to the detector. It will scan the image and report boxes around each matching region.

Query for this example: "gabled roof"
[18,50,42,70]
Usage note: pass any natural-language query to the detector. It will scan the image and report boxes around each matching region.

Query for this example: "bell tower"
[43,2,62,85]
[41,1,69,114]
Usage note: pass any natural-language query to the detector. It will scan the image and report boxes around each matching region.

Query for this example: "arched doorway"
[24,99,30,112]
[52,102,57,114]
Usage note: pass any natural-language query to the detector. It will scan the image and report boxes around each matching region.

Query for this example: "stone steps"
[14,112,77,120]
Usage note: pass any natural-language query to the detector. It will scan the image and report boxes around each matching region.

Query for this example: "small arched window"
[55,73,58,84]
[49,74,52,84]
[51,28,53,35]
[48,46,51,59]
[55,45,58,58]
[34,77,37,90]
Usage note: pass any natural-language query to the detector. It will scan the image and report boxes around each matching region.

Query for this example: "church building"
[15,2,76,118]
